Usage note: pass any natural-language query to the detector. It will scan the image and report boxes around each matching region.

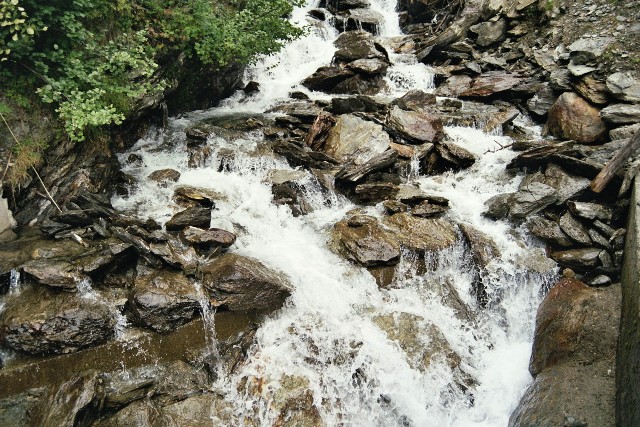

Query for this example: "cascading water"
[113,1,557,425]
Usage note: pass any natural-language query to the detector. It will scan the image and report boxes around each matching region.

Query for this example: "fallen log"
[590,130,640,193]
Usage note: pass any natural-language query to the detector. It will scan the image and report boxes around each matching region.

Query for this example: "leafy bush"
[1,0,303,141]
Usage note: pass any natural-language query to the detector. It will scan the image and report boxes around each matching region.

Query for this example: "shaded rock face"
[165,207,211,231]
[0,286,116,355]
[128,269,201,333]
[546,92,607,144]
[198,253,292,313]
[509,278,620,427]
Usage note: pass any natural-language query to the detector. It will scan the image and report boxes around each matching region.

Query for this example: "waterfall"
[112,1,557,425]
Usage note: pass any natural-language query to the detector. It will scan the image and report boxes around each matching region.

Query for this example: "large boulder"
[198,253,292,313]
[301,66,355,92]
[382,213,457,253]
[323,114,392,165]
[0,287,116,355]
[333,215,401,267]
[509,279,620,427]
[128,269,201,333]
[333,30,388,63]
[546,92,607,144]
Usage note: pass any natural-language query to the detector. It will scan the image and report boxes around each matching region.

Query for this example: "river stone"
[510,279,620,427]
[386,105,444,144]
[558,212,592,246]
[535,164,590,205]
[606,71,640,103]
[373,312,460,372]
[510,361,615,427]
[483,193,512,219]
[551,248,603,270]
[0,388,51,426]
[508,182,559,220]
[0,287,115,355]
[38,370,103,427]
[393,89,436,112]
[353,182,400,204]
[198,253,292,313]
[332,74,388,95]
[148,169,181,187]
[336,8,384,34]
[600,103,640,124]
[526,83,556,117]
[526,216,573,247]
[383,213,457,253]
[459,223,500,269]
[21,258,87,291]
[333,30,387,62]
[470,19,506,47]
[173,185,223,208]
[165,206,211,232]
[330,95,387,114]
[333,218,401,267]
[148,239,198,274]
[301,66,355,92]
[567,201,613,222]
[335,149,398,183]
[458,71,538,98]
[436,141,476,169]
[327,0,370,11]
[549,69,573,92]
[323,114,391,165]
[546,92,607,144]
[161,393,228,426]
[346,58,388,75]
[411,201,448,217]
[179,226,236,248]
[610,123,640,140]
[572,74,609,105]
[129,269,200,333]
[95,400,162,427]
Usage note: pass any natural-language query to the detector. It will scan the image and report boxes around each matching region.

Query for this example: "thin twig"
[0,112,62,213]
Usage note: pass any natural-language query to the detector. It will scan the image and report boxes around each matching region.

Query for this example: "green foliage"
[0,0,303,141]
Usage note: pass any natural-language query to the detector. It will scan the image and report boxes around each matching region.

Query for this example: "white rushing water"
[113,1,557,425]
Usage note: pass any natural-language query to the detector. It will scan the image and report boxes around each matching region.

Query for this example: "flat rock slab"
[324,114,391,165]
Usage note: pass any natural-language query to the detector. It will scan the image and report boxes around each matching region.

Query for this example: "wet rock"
[459,223,500,269]
[22,258,87,291]
[272,181,314,217]
[382,200,408,214]
[333,217,401,267]
[129,269,201,333]
[0,286,116,355]
[327,0,370,11]
[551,248,603,270]
[396,185,448,206]
[198,253,292,313]
[332,74,388,95]
[567,201,613,222]
[483,193,512,219]
[600,103,640,125]
[301,66,355,92]
[179,226,236,248]
[161,393,226,426]
[95,400,162,427]
[0,388,50,426]
[529,164,590,205]
[273,141,339,170]
[510,279,619,427]
[606,71,640,103]
[173,186,222,208]
[39,371,103,427]
[386,105,444,144]
[546,92,607,144]
[373,312,461,373]
[558,212,592,246]
[330,95,387,114]
[148,169,181,187]
[470,19,506,47]
[526,216,573,247]
[148,239,198,274]
[411,201,448,217]
[457,71,539,98]
[165,207,211,232]
[436,141,476,170]
[324,114,391,165]
[383,213,457,253]
[334,8,384,34]
[353,182,400,204]
[346,58,389,75]
[333,30,388,63]
[393,89,436,112]
[335,150,398,183]
[508,182,559,220]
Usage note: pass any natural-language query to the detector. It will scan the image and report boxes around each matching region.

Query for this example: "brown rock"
[333,218,401,267]
[179,226,236,248]
[148,169,181,186]
[383,213,457,253]
[386,105,444,144]
[546,92,607,144]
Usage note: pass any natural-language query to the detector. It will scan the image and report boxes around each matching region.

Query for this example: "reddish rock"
[546,92,607,144]
[529,278,620,375]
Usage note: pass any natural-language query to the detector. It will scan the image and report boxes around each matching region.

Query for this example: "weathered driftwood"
[591,130,640,193]
[305,113,336,151]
